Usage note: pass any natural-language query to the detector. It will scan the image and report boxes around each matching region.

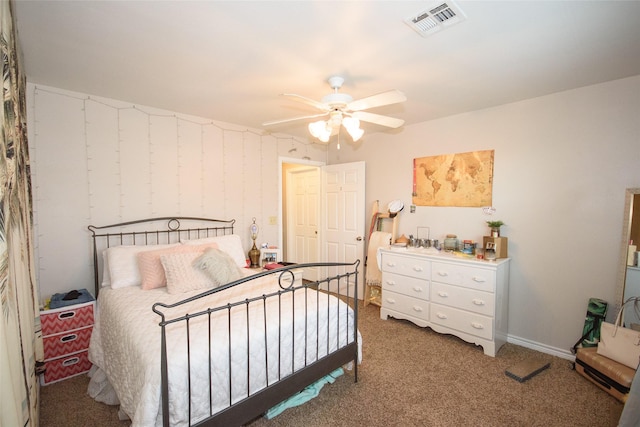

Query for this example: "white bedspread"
[88,272,361,427]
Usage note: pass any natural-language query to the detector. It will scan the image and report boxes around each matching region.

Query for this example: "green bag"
[572,297,608,353]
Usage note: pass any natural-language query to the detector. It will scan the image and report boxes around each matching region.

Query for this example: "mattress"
[88,272,361,426]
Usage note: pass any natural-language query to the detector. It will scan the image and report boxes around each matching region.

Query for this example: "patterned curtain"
[0,1,42,426]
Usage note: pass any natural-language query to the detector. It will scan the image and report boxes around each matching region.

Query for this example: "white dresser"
[379,248,510,357]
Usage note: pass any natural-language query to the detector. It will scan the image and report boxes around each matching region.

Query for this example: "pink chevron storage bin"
[42,325,93,359]
[41,350,92,385]
[40,301,95,385]
[41,301,94,335]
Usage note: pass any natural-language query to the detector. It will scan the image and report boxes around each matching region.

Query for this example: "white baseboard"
[507,334,576,361]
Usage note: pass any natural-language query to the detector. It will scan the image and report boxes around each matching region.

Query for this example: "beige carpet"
[40,303,625,426]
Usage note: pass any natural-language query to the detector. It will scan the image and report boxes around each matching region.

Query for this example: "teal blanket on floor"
[264,367,344,419]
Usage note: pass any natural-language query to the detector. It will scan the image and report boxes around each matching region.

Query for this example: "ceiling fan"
[263,76,406,144]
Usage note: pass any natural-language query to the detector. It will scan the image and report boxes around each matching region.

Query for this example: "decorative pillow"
[193,247,244,287]
[137,243,219,290]
[161,252,213,295]
[181,234,247,268]
[105,244,179,289]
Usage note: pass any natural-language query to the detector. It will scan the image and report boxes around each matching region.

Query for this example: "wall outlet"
[269,216,278,225]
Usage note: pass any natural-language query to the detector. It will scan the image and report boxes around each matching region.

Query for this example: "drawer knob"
[471,322,484,329]
[386,298,396,304]
[437,271,448,277]
[58,311,76,320]
[436,313,447,319]
[386,280,396,286]
[62,356,80,367]
[437,291,448,298]
[413,266,423,272]
[387,262,397,267]
[413,306,423,312]
[60,333,78,343]
[472,276,486,283]
[472,299,485,306]
[413,286,423,293]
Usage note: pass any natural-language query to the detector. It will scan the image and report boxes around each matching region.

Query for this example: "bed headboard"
[88,217,236,297]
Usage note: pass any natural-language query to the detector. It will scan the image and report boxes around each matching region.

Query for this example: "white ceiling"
[13,0,640,141]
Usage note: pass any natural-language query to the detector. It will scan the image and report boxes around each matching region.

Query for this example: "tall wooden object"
[365,201,398,307]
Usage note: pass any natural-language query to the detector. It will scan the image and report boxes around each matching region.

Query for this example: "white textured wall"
[27,84,327,300]
[330,75,640,357]
[28,77,640,357]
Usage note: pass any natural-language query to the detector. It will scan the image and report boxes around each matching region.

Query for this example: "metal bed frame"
[88,216,237,297]
[88,217,359,426]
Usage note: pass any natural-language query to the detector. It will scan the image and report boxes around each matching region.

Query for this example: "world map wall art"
[412,150,494,207]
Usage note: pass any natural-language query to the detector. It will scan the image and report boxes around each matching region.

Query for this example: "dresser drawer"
[382,272,429,301]
[430,303,493,340]
[41,302,95,336]
[41,350,92,385]
[431,262,495,292]
[431,282,494,316]
[380,252,430,279]
[43,325,93,360]
[382,291,429,322]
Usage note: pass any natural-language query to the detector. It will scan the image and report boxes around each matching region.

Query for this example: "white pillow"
[161,251,213,294]
[105,244,179,289]
[182,234,247,268]
[101,251,111,287]
[193,248,244,287]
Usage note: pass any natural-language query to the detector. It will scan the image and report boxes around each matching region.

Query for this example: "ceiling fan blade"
[347,89,407,111]
[262,112,328,127]
[281,94,331,112]
[352,111,405,129]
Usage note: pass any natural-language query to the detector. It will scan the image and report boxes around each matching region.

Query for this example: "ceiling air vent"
[405,1,466,37]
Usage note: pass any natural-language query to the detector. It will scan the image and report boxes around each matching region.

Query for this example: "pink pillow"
[137,243,218,290]
[161,251,213,295]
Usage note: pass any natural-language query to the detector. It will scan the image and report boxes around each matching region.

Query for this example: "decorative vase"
[248,242,261,268]
[491,227,500,238]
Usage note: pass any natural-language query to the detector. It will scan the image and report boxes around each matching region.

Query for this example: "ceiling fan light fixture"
[319,131,331,143]
[329,111,343,127]
[342,116,358,130]
[342,116,364,141]
[269,75,406,145]
[308,120,332,143]
[308,120,324,137]
[347,126,364,142]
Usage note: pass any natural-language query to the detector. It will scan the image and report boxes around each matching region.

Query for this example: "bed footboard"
[200,341,358,426]
[152,261,360,427]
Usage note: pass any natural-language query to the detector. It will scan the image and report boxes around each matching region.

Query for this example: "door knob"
[356,236,363,241]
